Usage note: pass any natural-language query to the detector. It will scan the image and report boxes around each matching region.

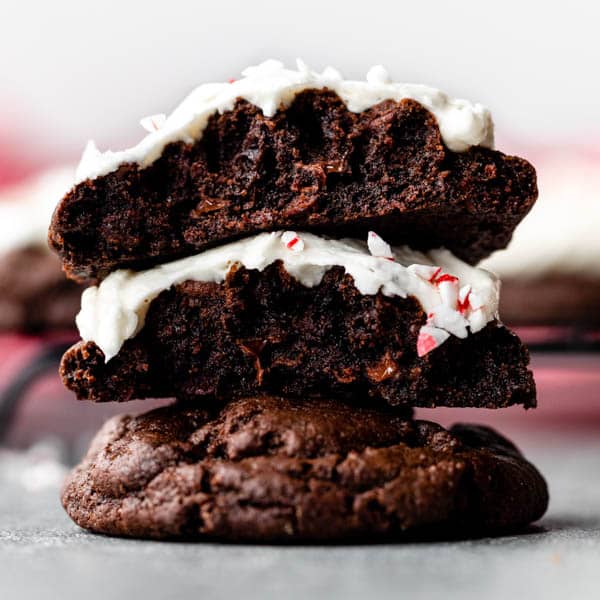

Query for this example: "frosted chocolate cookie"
[50,61,536,283]
[60,232,535,409]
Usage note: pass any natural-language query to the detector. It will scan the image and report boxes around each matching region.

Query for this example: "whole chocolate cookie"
[62,396,548,542]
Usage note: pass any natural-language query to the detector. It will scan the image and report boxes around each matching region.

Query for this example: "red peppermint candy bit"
[428,267,442,282]
[410,265,440,281]
[281,231,305,252]
[433,273,458,285]
[228,78,236,83]
[416,325,450,357]
[458,286,471,314]
[417,332,437,357]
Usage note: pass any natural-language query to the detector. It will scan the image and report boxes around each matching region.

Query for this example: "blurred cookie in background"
[0,167,86,453]
[0,167,81,332]
[482,150,600,327]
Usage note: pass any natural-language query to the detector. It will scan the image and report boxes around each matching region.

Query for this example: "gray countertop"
[1,434,600,600]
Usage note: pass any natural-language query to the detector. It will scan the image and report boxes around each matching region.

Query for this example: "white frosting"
[75,59,494,184]
[482,152,600,279]
[76,231,499,362]
[0,166,74,255]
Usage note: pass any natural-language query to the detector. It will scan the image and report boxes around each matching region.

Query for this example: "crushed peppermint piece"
[417,325,450,357]
[428,267,442,282]
[367,231,394,260]
[429,305,469,338]
[413,265,462,313]
[140,114,167,132]
[409,264,441,281]
[469,291,484,311]
[412,267,459,286]
[417,333,436,356]
[438,279,459,308]
[432,273,458,285]
[228,78,236,83]
[281,231,305,252]
[469,309,487,331]
[458,285,471,314]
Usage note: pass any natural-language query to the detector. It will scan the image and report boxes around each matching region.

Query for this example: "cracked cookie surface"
[62,396,548,541]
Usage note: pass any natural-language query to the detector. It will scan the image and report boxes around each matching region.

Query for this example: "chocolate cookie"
[0,246,81,332]
[496,276,600,326]
[60,263,535,409]
[50,92,536,283]
[61,396,548,541]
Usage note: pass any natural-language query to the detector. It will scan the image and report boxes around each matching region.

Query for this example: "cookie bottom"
[62,396,548,542]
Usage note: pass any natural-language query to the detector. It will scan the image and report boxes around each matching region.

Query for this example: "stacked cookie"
[53,61,548,542]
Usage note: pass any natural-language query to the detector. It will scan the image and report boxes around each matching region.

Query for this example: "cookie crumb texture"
[61,264,535,409]
[61,396,548,541]
[50,92,537,282]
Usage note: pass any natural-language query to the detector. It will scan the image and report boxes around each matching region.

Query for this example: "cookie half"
[60,261,535,409]
[50,65,537,283]
[61,396,548,542]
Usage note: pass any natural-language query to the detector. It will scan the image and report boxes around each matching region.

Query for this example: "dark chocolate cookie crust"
[61,263,535,409]
[0,246,81,332]
[50,92,537,283]
[61,396,548,542]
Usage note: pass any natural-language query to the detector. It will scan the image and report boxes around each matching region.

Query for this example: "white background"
[1,0,599,162]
